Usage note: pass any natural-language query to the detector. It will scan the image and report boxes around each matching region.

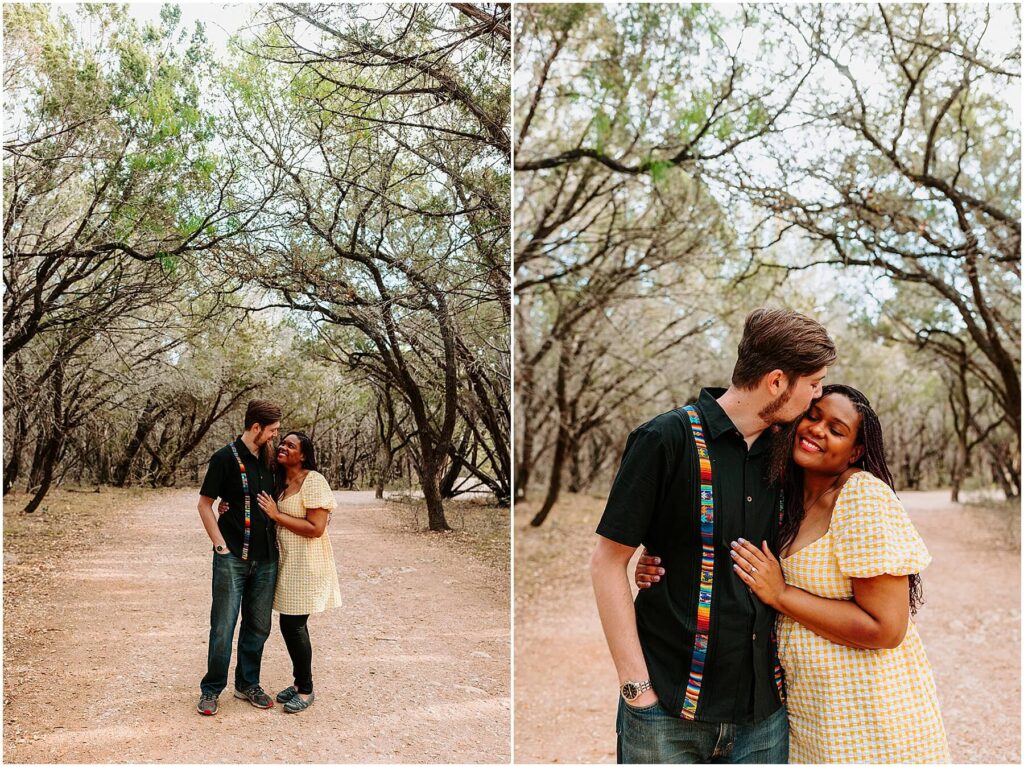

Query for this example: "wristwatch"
[620,680,652,701]
[214,544,227,554]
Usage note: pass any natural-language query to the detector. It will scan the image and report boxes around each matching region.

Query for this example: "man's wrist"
[620,679,652,701]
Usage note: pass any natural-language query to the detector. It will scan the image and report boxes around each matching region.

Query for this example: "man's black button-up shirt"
[199,437,279,561]
[596,388,783,724]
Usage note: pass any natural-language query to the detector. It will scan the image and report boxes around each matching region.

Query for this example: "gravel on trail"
[514,489,1020,764]
[4,488,510,764]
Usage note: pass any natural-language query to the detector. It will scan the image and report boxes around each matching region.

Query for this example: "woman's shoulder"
[834,471,905,524]
[831,473,929,576]
[303,470,335,495]
[841,470,898,499]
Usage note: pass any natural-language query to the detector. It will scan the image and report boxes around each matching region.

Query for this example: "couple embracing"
[195,400,340,716]
[592,308,950,763]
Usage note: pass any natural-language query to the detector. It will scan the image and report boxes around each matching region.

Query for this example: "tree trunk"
[514,357,536,503]
[420,456,452,531]
[147,423,174,486]
[3,404,29,496]
[567,439,584,494]
[24,364,66,513]
[114,399,164,486]
[440,431,470,498]
[26,435,48,493]
[950,433,967,503]
[23,442,59,513]
[375,443,392,499]
[531,342,571,527]
[514,433,533,502]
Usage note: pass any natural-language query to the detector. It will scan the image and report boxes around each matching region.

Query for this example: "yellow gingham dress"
[273,471,342,615]
[778,471,950,763]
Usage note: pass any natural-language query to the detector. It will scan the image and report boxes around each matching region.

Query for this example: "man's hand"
[634,547,665,590]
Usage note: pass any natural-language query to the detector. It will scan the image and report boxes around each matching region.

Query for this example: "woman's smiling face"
[276,433,305,468]
[792,393,865,474]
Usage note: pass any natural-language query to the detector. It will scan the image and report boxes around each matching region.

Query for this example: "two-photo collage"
[2,2,1020,765]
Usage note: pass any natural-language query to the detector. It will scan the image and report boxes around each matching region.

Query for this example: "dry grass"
[4,486,173,589]
[962,497,1021,551]
[383,495,511,581]
[514,493,606,613]
[3,485,181,679]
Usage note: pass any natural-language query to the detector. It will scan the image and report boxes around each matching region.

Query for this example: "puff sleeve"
[830,472,931,579]
[301,471,337,512]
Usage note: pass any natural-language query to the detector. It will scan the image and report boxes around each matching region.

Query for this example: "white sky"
[123,2,248,51]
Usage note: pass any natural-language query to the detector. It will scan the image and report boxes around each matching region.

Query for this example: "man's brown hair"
[731,308,837,389]
[244,399,283,430]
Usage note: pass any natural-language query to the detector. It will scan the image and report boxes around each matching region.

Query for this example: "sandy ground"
[4,488,510,764]
[514,490,1020,764]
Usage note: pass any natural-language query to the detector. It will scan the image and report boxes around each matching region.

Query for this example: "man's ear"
[764,369,788,395]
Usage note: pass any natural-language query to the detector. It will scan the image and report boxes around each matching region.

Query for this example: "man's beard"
[253,428,275,466]
[758,384,795,425]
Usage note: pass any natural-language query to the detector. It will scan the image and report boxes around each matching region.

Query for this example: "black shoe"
[233,685,274,709]
[276,685,299,703]
[197,693,219,716]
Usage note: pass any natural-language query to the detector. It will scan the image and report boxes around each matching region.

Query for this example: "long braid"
[772,384,923,615]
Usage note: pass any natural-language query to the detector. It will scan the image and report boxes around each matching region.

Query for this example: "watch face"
[622,683,637,700]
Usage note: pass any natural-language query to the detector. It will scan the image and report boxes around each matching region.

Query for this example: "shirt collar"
[234,435,257,459]
[697,388,736,440]
[697,387,775,456]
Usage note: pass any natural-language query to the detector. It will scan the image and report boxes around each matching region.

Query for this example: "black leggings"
[279,613,313,694]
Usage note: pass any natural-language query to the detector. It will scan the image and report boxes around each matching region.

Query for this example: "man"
[196,399,282,715]
[591,308,837,763]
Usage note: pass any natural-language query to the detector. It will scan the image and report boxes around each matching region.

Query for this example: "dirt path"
[4,489,510,764]
[514,491,1020,764]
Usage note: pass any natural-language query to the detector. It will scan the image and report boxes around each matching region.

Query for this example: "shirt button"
[753,633,758,641]
[746,496,753,503]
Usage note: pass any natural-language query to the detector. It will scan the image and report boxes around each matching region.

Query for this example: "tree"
[514,5,806,521]
[218,3,511,530]
[732,4,1020,498]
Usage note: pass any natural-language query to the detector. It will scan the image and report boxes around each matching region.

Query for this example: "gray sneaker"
[197,693,219,716]
[283,691,315,714]
[233,685,274,709]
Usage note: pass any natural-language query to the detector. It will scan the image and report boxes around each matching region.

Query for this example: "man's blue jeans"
[199,552,277,696]
[617,698,789,764]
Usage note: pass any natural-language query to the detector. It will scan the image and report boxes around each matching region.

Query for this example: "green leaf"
[157,252,178,273]
[648,159,673,183]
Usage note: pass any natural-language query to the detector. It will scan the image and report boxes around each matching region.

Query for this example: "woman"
[637,385,949,763]
[256,431,341,714]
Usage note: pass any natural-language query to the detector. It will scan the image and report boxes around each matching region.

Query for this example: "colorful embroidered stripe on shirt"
[772,491,786,702]
[680,405,714,720]
[229,442,252,560]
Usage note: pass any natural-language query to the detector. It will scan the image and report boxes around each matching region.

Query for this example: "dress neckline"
[279,471,311,503]
[781,471,866,560]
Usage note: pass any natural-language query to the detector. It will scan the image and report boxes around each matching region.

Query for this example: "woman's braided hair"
[772,384,923,615]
